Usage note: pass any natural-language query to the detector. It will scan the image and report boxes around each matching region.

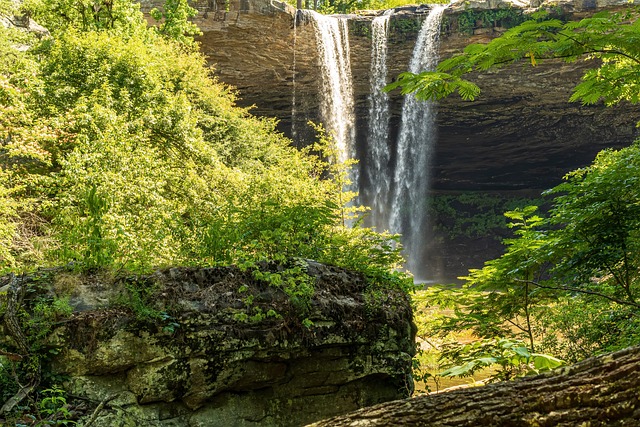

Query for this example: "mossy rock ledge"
[0,261,416,427]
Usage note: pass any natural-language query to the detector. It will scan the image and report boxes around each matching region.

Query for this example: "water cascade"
[389,5,446,280]
[364,10,393,231]
[302,10,356,168]
[298,6,446,281]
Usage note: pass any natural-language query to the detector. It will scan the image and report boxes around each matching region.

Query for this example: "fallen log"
[308,345,640,426]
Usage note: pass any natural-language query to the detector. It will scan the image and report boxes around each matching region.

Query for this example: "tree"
[391,8,640,361]
[150,0,202,46]
[425,207,553,353]
[387,9,640,107]
[24,0,147,33]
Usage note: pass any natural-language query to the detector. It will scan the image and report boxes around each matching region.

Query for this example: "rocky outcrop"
[1,262,415,426]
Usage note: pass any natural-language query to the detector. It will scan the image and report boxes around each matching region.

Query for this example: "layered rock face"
[10,263,414,426]
[140,0,640,279]
[169,0,640,192]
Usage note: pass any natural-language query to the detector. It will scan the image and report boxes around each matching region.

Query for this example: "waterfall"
[389,5,446,280]
[302,10,356,170]
[364,11,393,231]
[296,6,445,280]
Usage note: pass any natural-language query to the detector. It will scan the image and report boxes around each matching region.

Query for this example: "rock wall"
[2,263,414,426]
[171,0,640,191]
[141,0,640,280]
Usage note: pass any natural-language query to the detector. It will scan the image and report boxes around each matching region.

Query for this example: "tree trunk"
[307,346,640,427]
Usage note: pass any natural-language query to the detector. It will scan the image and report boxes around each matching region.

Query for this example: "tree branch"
[513,278,640,309]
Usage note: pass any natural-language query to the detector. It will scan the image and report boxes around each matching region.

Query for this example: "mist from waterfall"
[364,11,393,232]
[302,10,356,170]
[389,5,446,280]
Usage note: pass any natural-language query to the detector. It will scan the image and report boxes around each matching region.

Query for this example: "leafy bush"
[1,0,409,290]
[438,338,565,382]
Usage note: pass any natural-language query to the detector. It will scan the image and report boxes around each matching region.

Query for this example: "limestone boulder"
[2,262,415,426]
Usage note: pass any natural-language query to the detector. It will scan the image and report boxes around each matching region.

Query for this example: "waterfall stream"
[364,11,393,232]
[298,6,446,281]
[292,11,299,142]
[389,5,446,280]
[302,10,356,169]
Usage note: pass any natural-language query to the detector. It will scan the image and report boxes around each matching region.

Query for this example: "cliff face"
[435,30,640,191]
[1,263,415,426]
[138,0,640,280]
[171,0,640,192]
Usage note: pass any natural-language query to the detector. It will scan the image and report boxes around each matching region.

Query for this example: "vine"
[451,8,526,35]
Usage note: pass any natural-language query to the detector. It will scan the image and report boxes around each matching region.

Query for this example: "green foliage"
[424,207,551,350]
[386,70,481,101]
[0,278,76,423]
[388,10,640,107]
[117,280,163,320]
[0,169,18,271]
[452,8,526,35]
[24,0,147,34]
[2,0,408,289]
[388,17,423,43]
[438,338,565,382]
[0,0,15,14]
[0,357,18,404]
[252,260,316,316]
[545,143,640,306]
[429,192,544,239]
[37,386,76,426]
[150,0,202,46]
[286,0,444,14]
[540,296,640,362]
[2,386,76,426]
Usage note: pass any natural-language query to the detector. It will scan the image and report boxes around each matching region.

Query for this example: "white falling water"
[389,5,446,280]
[365,11,393,231]
[303,10,356,169]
